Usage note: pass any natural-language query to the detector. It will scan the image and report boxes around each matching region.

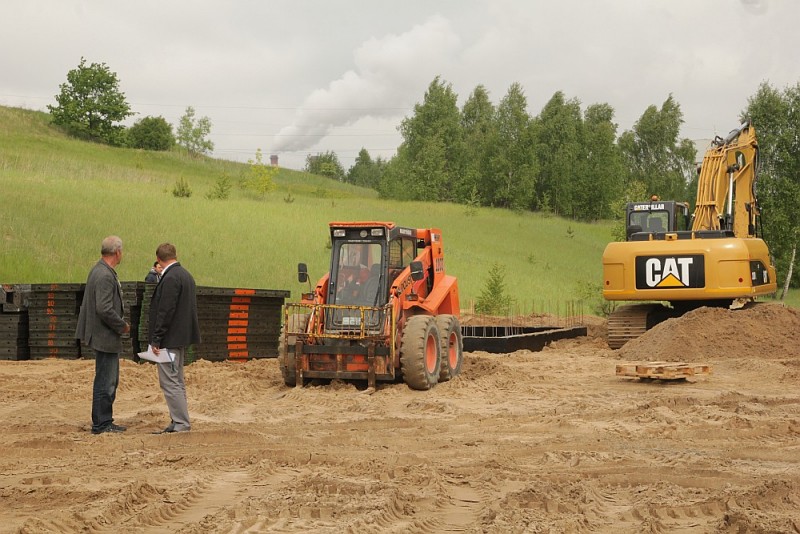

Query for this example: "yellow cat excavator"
[602,122,777,348]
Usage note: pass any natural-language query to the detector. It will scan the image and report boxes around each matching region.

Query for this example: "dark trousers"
[92,350,120,432]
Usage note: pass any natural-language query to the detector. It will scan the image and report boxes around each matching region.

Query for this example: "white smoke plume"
[740,0,768,15]
[272,15,460,153]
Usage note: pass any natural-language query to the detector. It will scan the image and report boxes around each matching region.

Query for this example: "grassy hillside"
[2,105,796,313]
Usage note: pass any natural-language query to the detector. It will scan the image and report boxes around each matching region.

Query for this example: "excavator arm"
[692,123,760,237]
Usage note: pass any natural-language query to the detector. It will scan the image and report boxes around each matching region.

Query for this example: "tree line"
[334,77,698,222]
[45,60,800,290]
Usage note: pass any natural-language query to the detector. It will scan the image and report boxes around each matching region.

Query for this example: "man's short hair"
[101,236,123,256]
[156,243,177,262]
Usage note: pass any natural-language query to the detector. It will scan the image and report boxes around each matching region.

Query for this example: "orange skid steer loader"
[280,221,462,390]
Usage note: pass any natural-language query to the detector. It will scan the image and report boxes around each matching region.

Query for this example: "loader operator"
[336,269,364,304]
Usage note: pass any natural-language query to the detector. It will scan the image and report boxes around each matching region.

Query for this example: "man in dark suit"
[149,243,201,433]
[76,235,130,435]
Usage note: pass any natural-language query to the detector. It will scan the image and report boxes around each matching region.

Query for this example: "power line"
[0,93,412,112]
[213,132,399,137]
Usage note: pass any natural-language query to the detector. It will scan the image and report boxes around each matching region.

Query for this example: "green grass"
[2,105,799,313]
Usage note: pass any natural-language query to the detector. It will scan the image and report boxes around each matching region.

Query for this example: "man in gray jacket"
[75,236,130,435]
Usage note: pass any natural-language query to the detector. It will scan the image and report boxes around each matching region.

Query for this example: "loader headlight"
[333,229,346,237]
[371,228,384,236]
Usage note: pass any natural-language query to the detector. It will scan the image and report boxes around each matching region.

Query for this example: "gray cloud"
[0,0,797,171]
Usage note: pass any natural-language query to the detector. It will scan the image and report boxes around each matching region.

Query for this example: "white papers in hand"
[137,345,174,364]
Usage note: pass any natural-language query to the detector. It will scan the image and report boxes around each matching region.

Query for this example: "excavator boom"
[692,123,760,236]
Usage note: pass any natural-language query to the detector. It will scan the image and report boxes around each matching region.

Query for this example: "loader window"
[334,242,382,306]
[389,237,416,269]
[388,237,416,284]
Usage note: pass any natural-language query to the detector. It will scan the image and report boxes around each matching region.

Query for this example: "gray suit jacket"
[75,259,127,353]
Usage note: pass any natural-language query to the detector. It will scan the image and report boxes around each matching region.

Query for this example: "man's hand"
[152,345,160,355]
[123,323,130,334]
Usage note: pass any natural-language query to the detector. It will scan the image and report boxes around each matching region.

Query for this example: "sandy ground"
[1,304,799,533]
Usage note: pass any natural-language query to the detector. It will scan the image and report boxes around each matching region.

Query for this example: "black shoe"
[91,425,124,435]
[110,423,127,432]
[152,423,175,434]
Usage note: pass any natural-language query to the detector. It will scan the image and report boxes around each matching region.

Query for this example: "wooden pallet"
[616,361,712,380]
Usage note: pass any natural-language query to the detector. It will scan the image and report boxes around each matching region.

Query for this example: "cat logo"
[635,254,705,289]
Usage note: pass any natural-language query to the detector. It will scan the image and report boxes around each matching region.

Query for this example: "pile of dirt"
[619,302,800,362]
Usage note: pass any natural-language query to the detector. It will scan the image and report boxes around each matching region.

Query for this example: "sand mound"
[619,302,800,362]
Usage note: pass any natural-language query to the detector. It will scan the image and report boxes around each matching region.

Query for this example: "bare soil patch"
[1,305,798,532]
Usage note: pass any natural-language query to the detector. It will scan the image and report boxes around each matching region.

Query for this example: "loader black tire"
[435,315,463,381]
[400,315,441,390]
[279,313,309,387]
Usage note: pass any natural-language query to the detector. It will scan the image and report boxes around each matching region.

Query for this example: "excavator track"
[607,303,663,349]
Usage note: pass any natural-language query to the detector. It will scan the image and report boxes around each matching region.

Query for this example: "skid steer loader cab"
[325,223,418,334]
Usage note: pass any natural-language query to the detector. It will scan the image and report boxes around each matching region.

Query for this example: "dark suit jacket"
[148,262,201,349]
[75,259,127,353]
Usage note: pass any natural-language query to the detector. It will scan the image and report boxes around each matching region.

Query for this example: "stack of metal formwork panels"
[121,281,145,359]
[0,284,30,360]
[27,283,82,360]
[3,282,290,363]
[193,287,290,362]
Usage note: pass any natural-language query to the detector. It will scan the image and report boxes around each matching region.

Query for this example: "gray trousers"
[157,347,191,431]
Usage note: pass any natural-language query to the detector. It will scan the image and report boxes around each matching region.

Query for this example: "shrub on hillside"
[241,149,276,198]
[475,263,514,315]
[206,174,232,200]
[172,177,192,198]
[128,116,175,151]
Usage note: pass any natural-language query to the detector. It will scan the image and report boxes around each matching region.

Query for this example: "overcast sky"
[1,0,797,170]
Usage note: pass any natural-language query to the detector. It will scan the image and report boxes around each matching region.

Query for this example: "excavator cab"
[625,200,691,240]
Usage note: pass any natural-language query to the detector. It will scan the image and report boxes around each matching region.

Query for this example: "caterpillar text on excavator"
[602,122,777,349]
[280,221,462,390]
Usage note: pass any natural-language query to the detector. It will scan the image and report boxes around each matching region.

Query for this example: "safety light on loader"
[333,229,346,237]
[371,228,384,236]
